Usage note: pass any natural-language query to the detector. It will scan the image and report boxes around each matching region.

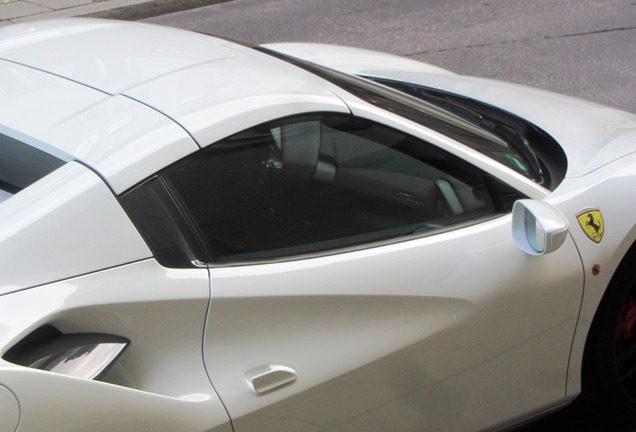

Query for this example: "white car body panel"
[0,259,231,431]
[0,58,107,162]
[260,42,456,77]
[0,162,151,295]
[264,43,636,179]
[205,216,584,431]
[124,54,350,148]
[388,72,636,179]
[0,385,18,432]
[0,19,239,95]
[0,58,199,194]
[0,18,635,432]
[542,153,636,396]
[258,48,636,403]
[0,20,348,191]
[338,96,549,200]
[36,94,200,194]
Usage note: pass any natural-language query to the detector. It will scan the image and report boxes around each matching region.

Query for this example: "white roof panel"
[124,53,350,147]
[0,19,348,190]
[0,18,239,95]
[0,58,198,193]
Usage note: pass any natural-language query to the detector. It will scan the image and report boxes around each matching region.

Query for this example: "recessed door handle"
[247,364,297,394]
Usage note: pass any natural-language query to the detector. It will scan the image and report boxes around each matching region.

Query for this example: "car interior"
[162,114,513,262]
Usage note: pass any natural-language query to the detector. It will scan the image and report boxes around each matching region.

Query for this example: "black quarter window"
[161,114,523,263]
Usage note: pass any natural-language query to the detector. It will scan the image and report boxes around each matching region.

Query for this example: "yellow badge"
[577,209,604,243]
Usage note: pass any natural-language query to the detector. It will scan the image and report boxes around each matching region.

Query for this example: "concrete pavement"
[0,0,227,26]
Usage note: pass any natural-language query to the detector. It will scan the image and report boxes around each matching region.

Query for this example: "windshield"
[258,47,546,185]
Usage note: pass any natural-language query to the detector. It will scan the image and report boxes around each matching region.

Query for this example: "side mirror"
[512,200,569,256]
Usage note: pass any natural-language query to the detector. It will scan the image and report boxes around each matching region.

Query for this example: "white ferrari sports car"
[1,17,636,432]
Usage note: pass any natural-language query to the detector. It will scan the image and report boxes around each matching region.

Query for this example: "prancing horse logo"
[576,209,604,243]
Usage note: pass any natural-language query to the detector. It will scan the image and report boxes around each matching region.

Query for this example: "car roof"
[0,19,241,94]
[0,19,348,193]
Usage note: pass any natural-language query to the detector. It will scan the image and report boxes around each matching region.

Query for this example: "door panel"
[203,216,583,431]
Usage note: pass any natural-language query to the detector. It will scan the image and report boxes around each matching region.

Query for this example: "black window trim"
[204,212,507,268]
[255,46,563,193]
[120,176,211,268]
[362,77,567,191]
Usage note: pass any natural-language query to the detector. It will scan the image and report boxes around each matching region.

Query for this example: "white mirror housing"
[512,200,569,256]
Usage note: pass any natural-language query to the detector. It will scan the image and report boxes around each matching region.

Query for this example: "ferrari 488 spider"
[1,18,636,432]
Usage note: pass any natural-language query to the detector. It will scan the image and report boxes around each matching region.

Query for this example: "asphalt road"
[145,1,636,430]
[146,0,636,114]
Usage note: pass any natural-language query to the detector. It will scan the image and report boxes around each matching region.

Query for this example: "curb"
[83,0,232,21]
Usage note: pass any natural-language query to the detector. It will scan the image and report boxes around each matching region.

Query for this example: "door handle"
[247,364,296,394]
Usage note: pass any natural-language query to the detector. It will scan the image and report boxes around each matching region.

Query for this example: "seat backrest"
[280,121,321,181]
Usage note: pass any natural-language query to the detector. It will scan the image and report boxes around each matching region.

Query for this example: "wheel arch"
[566,227,636,400]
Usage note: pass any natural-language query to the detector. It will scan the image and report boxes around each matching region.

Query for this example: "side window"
[161,114,523,263]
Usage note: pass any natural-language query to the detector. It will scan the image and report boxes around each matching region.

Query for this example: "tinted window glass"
[0,134,65,203]
[364,78,567,188]
[162,114,523,263]
[258,47,547,185]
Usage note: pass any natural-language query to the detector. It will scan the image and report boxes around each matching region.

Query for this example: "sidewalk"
[0,0,228,26]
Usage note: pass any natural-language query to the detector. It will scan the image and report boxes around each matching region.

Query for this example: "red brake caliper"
[618,298,636,345]
[617,299,636,381]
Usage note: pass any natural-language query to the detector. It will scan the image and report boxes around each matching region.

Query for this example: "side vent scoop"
[3,325,129,380]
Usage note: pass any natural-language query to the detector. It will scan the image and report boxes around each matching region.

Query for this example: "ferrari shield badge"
[577,209,604,243]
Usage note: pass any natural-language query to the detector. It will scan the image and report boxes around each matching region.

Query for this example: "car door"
[160,112,584,432]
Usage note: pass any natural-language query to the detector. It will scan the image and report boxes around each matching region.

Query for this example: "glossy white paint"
[0,162,151,295]
[264,43,636,179]
[544,152,636,396]
[248,364,297,394]
[0,58,199,194]
[0,259,231,431]
[2,20,633,187]
[0,19,239,95]
[512,200,569,255]
[0,385,18,432]
[396,73,636,179]
[0,20,348,190]
[124,53,350,147]
[37,94,199,194]
[0,58,106,161]
[260,42,456,76]
[337,95,550,200]
[204,216,584,431]
[0,18,636,432]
